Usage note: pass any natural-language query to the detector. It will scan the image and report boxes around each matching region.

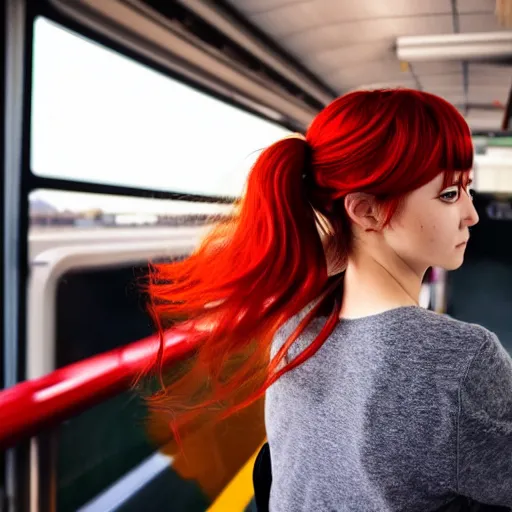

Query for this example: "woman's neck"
[339,245,424,320]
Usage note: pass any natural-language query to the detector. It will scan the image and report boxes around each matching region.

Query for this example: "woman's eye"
[440,188,459,202]
[468,188,475,200]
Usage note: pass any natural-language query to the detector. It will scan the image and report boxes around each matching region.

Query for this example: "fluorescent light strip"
[397,31,512,61]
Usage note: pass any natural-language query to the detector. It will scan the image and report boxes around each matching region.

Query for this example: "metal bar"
[29,175,238,204]
[0,328,200,450]
[407,63,423,91]
[175,0,335,105]
[500,82,512,130]
[4,0,30,510]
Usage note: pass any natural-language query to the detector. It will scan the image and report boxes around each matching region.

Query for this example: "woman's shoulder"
[405,307,491,339]
[368,305,487,342]
[276,303,494,337]
[272,304,503,364]
[387,307,510,373]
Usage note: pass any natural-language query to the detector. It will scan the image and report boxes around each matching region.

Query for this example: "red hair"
[144,88,473,440]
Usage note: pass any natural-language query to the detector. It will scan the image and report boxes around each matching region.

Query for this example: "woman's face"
[383,172,479,273]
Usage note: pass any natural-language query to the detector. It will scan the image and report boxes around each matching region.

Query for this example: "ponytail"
[144,136,343,438]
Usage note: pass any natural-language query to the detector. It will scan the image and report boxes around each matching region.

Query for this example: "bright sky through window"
[30,18,290,214]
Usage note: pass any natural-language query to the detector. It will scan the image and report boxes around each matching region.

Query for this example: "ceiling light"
[396,32,512,61]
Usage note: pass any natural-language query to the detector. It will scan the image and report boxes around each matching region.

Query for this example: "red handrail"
[0,329,200,450]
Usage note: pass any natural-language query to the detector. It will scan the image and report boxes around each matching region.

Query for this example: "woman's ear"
[344,193,383,232]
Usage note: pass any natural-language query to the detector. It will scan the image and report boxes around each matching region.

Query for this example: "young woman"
[147,89,512,511]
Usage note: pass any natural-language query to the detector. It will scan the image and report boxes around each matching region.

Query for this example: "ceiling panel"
[324,59,406,81]
[247,0,453,38]
[227,0,297,15]
[422,85,466,103]
[315,43,395,73]
[465,109,503,130]
[468,75,511,88]
[350,79,418,90]
[321,59,414,92]
[410,61,464,75]
[459,13,504,32]
[224,0,511,130]
[326,73,415,91]
[456,0,496,14]
[468,84,511,103]
[433,93,468,105]
[425,84,465,96]
[419,73,463,88]
[469,63,512,79]
[282,15,454,55]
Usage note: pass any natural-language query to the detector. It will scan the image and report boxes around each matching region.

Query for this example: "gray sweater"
[264,306,512,511]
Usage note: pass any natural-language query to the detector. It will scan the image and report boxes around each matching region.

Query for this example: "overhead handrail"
[0,328,200,450]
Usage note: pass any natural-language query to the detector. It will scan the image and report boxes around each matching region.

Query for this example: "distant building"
[30,198,77,226]
[29,196,234,228]
[30,198,58,215]
[114,213,158,226]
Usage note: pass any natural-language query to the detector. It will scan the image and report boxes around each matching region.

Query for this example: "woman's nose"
[462,191,479,227]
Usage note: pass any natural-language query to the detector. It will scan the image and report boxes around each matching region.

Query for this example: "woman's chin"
[442,254,465,271]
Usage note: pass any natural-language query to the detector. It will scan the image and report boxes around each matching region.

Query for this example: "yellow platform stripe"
[207,441,266,512]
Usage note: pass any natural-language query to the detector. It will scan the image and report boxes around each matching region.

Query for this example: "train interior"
[2,0,512,511]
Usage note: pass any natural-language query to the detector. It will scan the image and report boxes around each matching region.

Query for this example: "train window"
[31,18,290,198]
[28,189,232,259]
[28,189,231,267]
